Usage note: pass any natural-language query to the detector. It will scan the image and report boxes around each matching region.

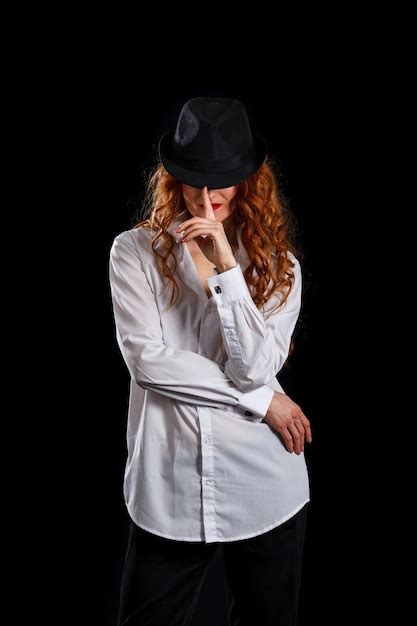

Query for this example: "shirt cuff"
[236,385,275,422]
[206,263,251,304]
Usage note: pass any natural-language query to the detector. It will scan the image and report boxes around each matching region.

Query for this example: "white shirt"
[109,213,310,543]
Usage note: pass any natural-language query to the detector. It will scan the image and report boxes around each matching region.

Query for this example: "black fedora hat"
[158,97,267,189]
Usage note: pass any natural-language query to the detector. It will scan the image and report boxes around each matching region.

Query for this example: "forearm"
[206,258,301,388]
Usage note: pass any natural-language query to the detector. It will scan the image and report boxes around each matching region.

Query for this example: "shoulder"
[287,250,301,275]
[110,229,138,259]
[110,225,158,261]
[272,249,301,277]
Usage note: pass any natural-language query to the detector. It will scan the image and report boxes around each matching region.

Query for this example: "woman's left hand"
[175,186,237,272]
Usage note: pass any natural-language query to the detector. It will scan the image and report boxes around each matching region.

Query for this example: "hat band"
[171,144,256,173]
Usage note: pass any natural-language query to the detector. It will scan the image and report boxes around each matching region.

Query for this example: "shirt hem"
[126,498,310,544]
[218,498,310,543]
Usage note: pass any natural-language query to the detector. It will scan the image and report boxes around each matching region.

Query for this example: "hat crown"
[173,97,255,171]
[158,96,266,189]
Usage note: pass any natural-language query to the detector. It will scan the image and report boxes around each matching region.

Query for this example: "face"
[181,183,238,222]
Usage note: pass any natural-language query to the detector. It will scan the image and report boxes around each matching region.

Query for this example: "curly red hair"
[133,158,299,318]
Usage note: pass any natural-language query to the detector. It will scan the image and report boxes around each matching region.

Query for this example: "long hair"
[133,157,300,319]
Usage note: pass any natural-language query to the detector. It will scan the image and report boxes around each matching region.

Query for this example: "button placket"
[196,406,218,542]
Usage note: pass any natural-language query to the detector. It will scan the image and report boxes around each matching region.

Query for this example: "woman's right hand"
[264,391,312,454]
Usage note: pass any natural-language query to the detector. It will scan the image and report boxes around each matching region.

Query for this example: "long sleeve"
[109,233,275,421]
[206,255,301,391]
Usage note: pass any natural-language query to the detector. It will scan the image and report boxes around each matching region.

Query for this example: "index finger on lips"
[202,186,216,220]
[198,186,215,238]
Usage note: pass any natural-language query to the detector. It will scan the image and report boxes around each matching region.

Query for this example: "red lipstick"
[211,204,222,210]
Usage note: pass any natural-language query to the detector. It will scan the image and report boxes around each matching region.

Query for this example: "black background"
[58,58,377,625]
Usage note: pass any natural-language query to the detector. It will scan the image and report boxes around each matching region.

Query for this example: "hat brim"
[158,131,267,189]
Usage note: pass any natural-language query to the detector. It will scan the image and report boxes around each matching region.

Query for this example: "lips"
[198,203,223,211]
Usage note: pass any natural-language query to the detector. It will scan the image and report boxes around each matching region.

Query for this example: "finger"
[178,220,207,240]
[298,412,312,443]
[199,186,213,238]
[288,423,302,454]
[202,186,216,221]
[293,419,306,451]
[176,217,210,240]
[182,225,217,241]
[279,428,294,453]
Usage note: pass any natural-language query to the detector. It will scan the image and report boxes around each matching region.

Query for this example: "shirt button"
[226,330,233,337]
[214,286,222,294]
[204,437,211,443]
[205,479,213,485]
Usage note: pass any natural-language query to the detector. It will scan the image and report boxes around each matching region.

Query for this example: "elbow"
[131,369,162,393]
[118,336,162,389]
[121,353,159,391]
[124,364,151,390]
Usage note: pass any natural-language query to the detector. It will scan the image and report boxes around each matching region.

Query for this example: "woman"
[109,97,312,626]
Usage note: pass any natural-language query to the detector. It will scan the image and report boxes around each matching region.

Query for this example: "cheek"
[222,187,238,202]
[183,192,201,205]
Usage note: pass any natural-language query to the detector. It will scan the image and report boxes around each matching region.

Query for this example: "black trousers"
[117,503,308,626]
